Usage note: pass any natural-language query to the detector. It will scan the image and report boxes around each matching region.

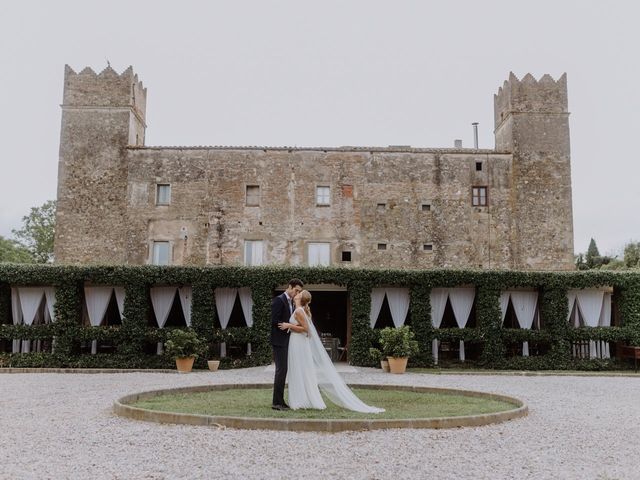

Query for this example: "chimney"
[454,139,462,148]
[472,122,479,149]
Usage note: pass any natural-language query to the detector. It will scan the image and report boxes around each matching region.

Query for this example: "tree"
[575,253,588,270]
[11,200,56,263]
[0,235,33,263]
[624,241,640,268]
[585,238,600,269]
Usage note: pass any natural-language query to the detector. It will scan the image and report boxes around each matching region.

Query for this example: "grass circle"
[115,384,527,431]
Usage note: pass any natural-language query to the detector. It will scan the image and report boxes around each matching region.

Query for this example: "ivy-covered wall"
[1,264,639,370]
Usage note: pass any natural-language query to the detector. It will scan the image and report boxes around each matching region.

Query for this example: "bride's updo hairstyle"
[299,290,312,318]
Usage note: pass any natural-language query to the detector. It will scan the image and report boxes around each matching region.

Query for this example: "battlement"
[494,72,567,129]
[62,65,146,121]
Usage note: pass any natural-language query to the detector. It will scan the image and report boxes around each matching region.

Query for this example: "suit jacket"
[270,293,293,347]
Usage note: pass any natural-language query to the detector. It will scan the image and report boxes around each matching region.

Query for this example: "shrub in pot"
[379,326,419,374]
[164,329,205,373]
[369,347,390,372]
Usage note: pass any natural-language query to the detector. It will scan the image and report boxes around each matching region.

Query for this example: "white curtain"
[114,287,125,319]
[567,290,579,326]
[85,287,112,327]
[85,286,113,355]
[238,287,253,354]
[598,293,612,359]
[215,288,237,357]
[18,288,45,353]
[449,288,475,361]
[511,291,538,357]
[178,286,192,327]
[44,287,56,322]
[151,286,178,354]
[576,290,604,358]
[385,288,410,328]
[369,288,386,328]
[11,288,22,353]
[499,292,511,325]
[430,288,449,364]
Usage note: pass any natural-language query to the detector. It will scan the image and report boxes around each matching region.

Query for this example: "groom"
[271,278,304,410]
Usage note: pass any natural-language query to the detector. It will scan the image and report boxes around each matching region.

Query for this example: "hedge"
[1,264,639,370]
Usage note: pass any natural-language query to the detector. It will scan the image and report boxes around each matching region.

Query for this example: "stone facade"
[54,66,574,270]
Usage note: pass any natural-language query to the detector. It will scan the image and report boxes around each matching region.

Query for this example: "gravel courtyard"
[1,367,638,480]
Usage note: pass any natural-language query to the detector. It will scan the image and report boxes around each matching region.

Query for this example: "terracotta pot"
[175,356,195,373]
[388,356,408,374]
[207,360,220,371]
[380,359,390,372]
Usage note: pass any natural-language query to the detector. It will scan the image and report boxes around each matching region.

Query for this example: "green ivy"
[1,264,639,370]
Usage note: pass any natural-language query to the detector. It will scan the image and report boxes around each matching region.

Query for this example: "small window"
[152,241,170,265]
[341,251,352,262]
[316,186,331,206]
[246,185,260,206]
[421,203,431,212]
[308,243,331,266]
[423,244,433,251]
[377,203,386,211]
[156,184,171,205]
[377,243,387,251]
[244,240,264,266]
[476,162,483,171]
[472,186,488,206]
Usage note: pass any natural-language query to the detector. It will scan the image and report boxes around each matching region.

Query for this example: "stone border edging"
[113,383,528,432]
[0,368,177,374]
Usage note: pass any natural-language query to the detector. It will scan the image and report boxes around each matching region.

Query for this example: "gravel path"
[1,367,638,480]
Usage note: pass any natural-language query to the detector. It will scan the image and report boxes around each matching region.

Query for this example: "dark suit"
[271,292,292,406]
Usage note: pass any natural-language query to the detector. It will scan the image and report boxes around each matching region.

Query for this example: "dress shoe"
[271,404,290,411]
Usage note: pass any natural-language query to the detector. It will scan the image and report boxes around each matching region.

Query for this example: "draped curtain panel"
[44,287,56,323]
[576,290,604,359]
[238,287,253,354]
[510,291,538,357]
[11,288,23,353]
[214,288,238,358]
[84,286,113,327]
[114,287,125,319]
[449,288,475,361]
[429,288,449,364]
[385,288,410,328]
[499,292,511,325]
[150,287,178,329]
[18,287,45,326]
[369,288,386,328]
[178,286,192,327]
[598,293,612,358]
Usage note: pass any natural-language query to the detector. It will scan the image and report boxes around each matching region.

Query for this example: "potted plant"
[207,358,221,371]
[164,329,205,373]
[369,347,390,372]
[379,325,419,374]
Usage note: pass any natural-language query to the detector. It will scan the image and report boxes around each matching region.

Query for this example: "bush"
[379,326,419,358]
[164,329,205,360]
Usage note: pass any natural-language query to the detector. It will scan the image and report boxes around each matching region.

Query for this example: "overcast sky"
[1,0,638,256]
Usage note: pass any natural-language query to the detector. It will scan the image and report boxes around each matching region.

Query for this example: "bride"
[278,290,384,413]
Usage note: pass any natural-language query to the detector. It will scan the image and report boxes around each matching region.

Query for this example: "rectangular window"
[377,203,387,211]
[421,203,431,212]
[246,185,260,206]
[475,161,483,171]
[152,241,170,265]
[316,186,331,206]
[156,184,171,205]
[472,186,488,206]
[341,251,352,262]
[423,244,433,251]
[377,243,387,251]
[308,243,331,266]
[244,240,264,266]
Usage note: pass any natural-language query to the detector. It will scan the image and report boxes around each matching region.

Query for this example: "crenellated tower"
[494,72,574,269]
[54,65,147,263]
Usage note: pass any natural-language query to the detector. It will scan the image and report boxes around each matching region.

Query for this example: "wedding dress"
[287,307,384,413]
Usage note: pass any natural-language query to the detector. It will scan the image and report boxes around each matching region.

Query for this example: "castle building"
[54,66,574,270]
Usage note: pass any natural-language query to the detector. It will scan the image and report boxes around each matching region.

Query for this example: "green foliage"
[0,236,34,263]
[1,264,640,370]
[379,325,419,358]
[11,200,56,263]
[164,329,206,360]
[624,242,640,268]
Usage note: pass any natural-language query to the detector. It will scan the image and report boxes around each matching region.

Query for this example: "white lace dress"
[286,307,384,413]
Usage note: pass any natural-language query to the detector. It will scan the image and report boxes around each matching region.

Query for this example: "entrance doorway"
[274,285,350,361]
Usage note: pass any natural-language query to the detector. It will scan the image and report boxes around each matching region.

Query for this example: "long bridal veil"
[305,314,384,414]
